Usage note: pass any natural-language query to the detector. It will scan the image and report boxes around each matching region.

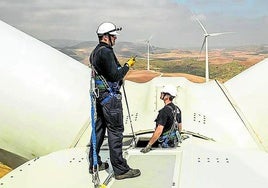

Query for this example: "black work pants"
[89,94,130,175]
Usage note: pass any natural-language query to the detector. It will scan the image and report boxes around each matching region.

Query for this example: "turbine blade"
[148,35,153,41]
[209,32,235,37]
[195,17,208,34]
[200,37,206,54]
[149,43,154,54]
[198,37,207,60]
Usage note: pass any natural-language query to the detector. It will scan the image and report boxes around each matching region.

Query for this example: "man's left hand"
[125,57,136,67]
[140,144,152,153]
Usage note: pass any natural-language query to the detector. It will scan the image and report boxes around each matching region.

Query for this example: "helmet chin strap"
[100,34,113,46]
[108,35,113,46]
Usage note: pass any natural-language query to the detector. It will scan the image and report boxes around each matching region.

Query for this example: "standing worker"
[89,22,141,180]
[141,85,182,153]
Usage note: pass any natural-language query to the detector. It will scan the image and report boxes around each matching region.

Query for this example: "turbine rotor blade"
[209,32,234,37]
[148,35,153,41]
[149,43,154,54]
[200,36,206,54]
[198,36,207,60]
[195,17,208,34]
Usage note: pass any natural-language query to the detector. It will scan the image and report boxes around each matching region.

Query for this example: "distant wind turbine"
[145,35,153,70]
[196,17,234,82]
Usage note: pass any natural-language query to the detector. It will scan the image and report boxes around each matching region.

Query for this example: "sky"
[0,0,267,49]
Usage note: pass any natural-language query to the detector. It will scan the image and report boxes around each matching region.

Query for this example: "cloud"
[0,0,267,48]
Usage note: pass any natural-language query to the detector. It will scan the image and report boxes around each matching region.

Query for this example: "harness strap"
[90,46,119,107]
[90,46,111,92]
[164,105,178,136]
[167,105,182,143]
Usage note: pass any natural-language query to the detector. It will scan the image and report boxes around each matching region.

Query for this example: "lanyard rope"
[90,93,98,167]
[90,92,100,187]
[89,62,100,187]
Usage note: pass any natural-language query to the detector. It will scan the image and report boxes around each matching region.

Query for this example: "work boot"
[89,162,109,174]
[115,168,141,180]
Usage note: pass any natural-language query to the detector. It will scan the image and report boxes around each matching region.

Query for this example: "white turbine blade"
[136,38,146,43]
[209,32,234,37]
[200,36,207,54]
[149,43,154,54]
[195,17,208,34]
[141,34,154,44]
[198,36,207,60]
[148,34,153,41]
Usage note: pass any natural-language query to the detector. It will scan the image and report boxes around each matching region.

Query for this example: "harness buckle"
[114,93,122,100]
[94,88,99,98]
[176,130,182,143]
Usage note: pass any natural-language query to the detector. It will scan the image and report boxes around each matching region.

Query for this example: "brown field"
[125,70,205,83]
[155,48,266,65]
[0,163,12,178]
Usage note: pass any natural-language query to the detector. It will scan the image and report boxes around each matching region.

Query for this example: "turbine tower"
[145,35,153,70]
[196,18,233,82]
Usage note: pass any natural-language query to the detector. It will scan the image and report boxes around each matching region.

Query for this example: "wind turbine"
[145,35,153,70]
[196,18,233,82]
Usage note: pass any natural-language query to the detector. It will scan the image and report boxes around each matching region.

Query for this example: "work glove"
[125,56,136,67]
[140,144,152,153]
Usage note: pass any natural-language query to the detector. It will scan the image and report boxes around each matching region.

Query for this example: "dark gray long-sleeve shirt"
[90,42,129,82]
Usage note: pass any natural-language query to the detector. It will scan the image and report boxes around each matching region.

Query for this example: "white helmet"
[161,85,177,97]
[96,22,122,36]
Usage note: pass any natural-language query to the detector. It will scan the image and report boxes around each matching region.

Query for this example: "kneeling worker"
[141,85,182,153]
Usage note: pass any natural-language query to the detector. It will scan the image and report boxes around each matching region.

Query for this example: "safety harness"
[90,46,122,105]
[89,46,135,187]
[158,105,181,148]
